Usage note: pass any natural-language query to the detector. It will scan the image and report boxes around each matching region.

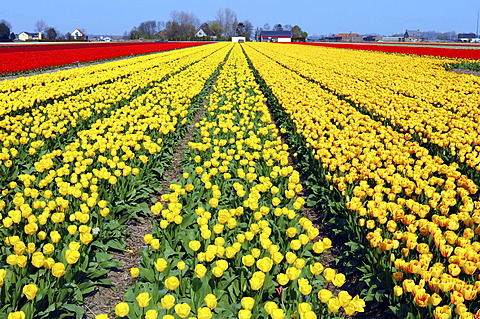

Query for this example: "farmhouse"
[195,24,216,39]
[404,29,424,42]
[71,28,87,40]
[458,33,477,42]
[333,32,363,42]
[18,32,43,41]
[259,30,292,42]
[381,36,405,42]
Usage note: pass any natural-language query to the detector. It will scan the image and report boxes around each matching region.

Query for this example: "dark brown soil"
[83,217,154,318]
[82,102,207,318]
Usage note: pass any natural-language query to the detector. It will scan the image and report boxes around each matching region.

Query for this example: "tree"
[291,25,302,38]
[263,23,271,31]
[215,8,237,38]
[235,20,253,40]
[255,27,261,41]
[138,20,158,38]
[45,28,57,40]
[209,20,223,39]
[130,27,141,40]
[242,20,253,40]
[236,22,245,37]
[157,21,165,33]
[35,19,48,33]
[166,11,199,40]
[437,31,457,41]
[273,24,283,31]
[0,22,10,41]
[10,32,15,41]
[283,24,292,31]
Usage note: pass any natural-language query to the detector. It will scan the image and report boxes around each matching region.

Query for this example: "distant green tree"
[0,22,11,41]
[209,21,223,40]
[292,25,302,38]
[301,31,308,38]
[129,28,141,40]
[10,32,15,41]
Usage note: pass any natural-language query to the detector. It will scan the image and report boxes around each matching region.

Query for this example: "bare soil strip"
[450,68,480,76]
[82,93,209,319]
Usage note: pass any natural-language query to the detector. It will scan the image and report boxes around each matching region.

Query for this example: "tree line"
[128,8,256,41]
[128,8,306,41]
[0,19,73,41]
[0,8,307,42]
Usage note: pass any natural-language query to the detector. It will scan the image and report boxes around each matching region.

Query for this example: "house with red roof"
[71,28,87,40]
[334,32,363,42]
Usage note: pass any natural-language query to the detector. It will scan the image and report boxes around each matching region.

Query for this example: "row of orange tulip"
[244,43,480,318]
[251,43,480,175]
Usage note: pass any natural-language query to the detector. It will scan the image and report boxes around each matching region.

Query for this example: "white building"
[71,28,86,40]
[18,32,42,41]
[195,24,216,39]
[232,37,246,43]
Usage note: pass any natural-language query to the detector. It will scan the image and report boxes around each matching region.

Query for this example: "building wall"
[196,29,206,37]
[18,33,30,41]
[277,38,291,43]
[232,37,246,43]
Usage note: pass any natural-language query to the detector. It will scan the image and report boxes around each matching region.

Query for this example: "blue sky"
[2,0,479,36]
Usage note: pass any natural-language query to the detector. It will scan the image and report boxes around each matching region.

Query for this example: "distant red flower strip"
[0,42,211,75]
[295,42,480,59]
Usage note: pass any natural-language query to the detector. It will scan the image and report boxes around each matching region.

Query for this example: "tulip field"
[0,42,211,75]
[1,41,480,319]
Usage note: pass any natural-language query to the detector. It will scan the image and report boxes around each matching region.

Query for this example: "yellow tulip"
[51,262,66,278]
[238,309,252,319]
[318,289,333,303]
[161,294,175,310]
[327,298,341,313]
[65,249,80,264]
[165,276,180,290]
[130,267,140,278]
[135,292,151,308]
[22,284,38,300]
[197,307,212,319]
[145,309,158,319]
[204,294,217,309]
[174,303,192,318]
[240,297,255,310]
[154,258,168,272]
[115,302,130,317]
[7,312,26,319]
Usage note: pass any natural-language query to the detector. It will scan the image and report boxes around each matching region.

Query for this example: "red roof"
[335,33,359,37]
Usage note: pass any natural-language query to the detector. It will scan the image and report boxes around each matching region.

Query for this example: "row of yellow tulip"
[249,43,480,175]
[99,44,365,319]
[0,43,231,318]
[244,43,480,318]
[0,44,229,191]
[0,44,216,117]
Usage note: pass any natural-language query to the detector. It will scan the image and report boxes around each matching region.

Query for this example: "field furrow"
[0,43,231,318]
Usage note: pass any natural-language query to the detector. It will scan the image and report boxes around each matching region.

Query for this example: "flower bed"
[0,42,211,76]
